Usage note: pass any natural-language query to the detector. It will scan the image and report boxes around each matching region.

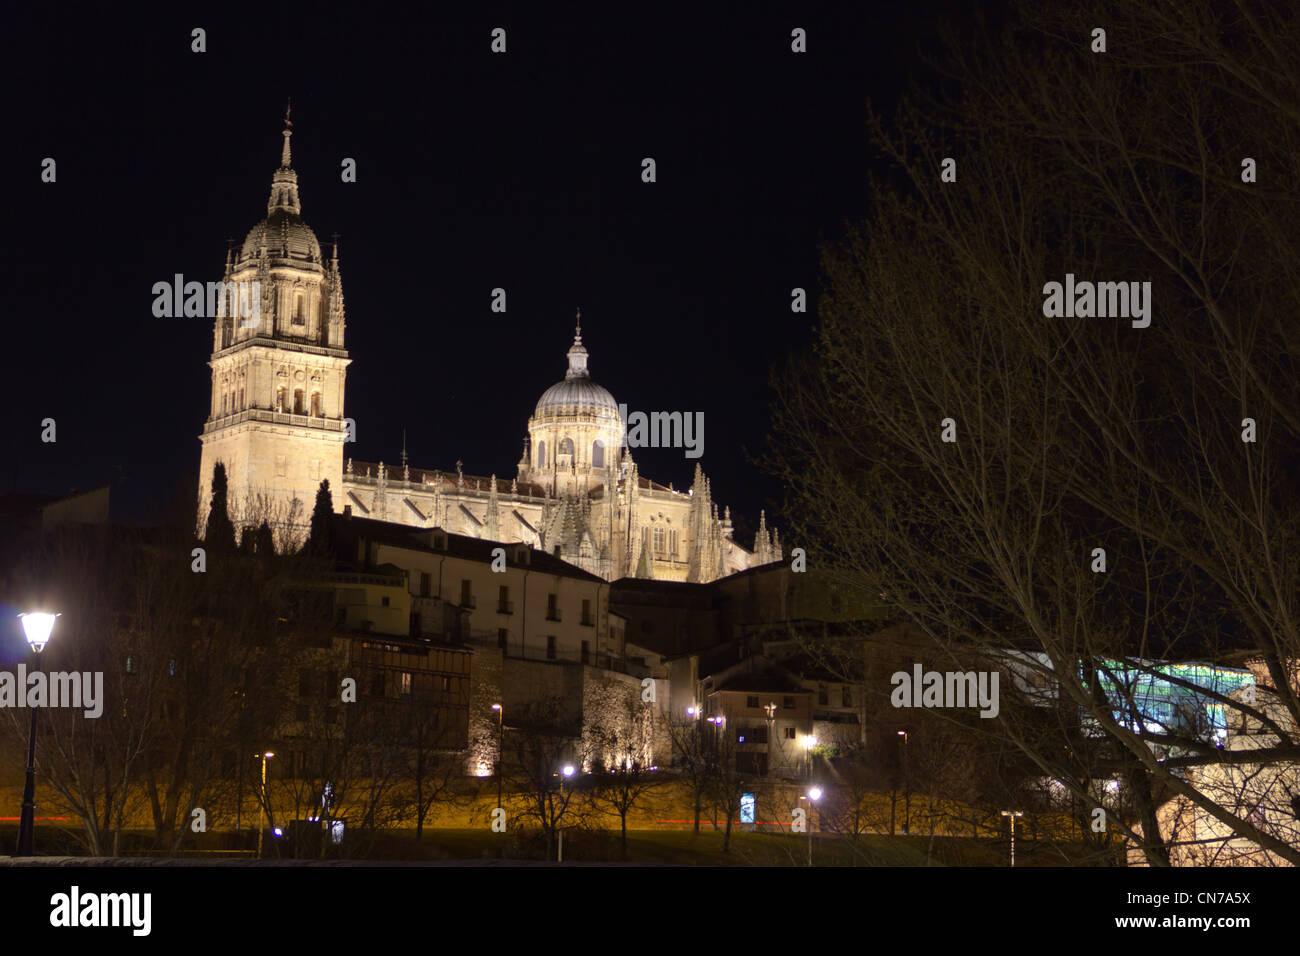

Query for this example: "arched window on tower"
[293,389,305,415]
[592,439,605,469]
[275,386,287,413]
[536,441,546,468]
[311,391,322,417]
[559,437,574,458]
[294,295,305,326]
[653,526,665,554]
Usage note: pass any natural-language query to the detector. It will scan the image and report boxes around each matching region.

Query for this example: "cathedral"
[198,119,781,583]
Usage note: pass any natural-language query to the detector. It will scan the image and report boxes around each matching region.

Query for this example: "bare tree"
[766,0,1300,866]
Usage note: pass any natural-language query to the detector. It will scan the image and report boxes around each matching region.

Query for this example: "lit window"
[400,672,412,696]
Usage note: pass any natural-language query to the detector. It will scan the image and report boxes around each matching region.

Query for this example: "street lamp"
[804,787,823,866]
[492,704,504,813]
[557,764,575,862]
[1001,809,1024,867]
[897,730,910,834]
[257,751,275,858]
[16,611,58,856]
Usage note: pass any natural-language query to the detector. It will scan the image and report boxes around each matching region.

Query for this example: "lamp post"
[1001,809,1024,867]
[257,751,275,858]
[897,730,910,835]
[557,764,575,862]
[805,787,822,866]
[16,612,58,857]
[492,704,503,813]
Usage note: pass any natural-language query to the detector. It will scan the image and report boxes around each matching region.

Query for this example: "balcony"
[497,600,514,615]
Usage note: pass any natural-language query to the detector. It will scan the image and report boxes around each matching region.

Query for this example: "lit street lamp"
[805,787,823,866]
[16,612,58,857]
[1001,809,1024,867]
[257,751,275,858]
[492,704,504,813]
[557,764,575,862]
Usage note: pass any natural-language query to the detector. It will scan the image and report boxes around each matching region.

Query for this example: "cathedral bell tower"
[197,110,351,541]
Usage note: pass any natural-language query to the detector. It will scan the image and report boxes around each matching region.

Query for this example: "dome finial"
[281,99,293,168]
[575,307,582,343]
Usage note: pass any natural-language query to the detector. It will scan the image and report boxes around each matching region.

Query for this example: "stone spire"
[755,509,772,564]
[267,104,302,216]
[486,475,500,541]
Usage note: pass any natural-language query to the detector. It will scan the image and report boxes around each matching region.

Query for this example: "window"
[293,388,304,414]
[581,641,590,664]
[310,391,322,417]
[460,579,474,608]
[441,676,451,692]
[546,593,560,621]
[546,635,557,660]
[784,727,796,740]
[400,672,412,696]
[783,696,795,709]
[592,439,605,468]
[746,695,760,708]
[381,595,390,607]
[294,295,305,325]
[653,526,665,553]
[168,659,177,677]
[370,672,385,697]
[497,628,508,649]
[581,598,593,626]
[668,529,678,555]
[536,441,546,467]
[275,386,286,412]
[818,684,829,706]
[125,656,135,675]
[238,387,245,409]
[842,686,852,707]
[559,437,574,457]
[498,585,512,614]
[420,572,432,598]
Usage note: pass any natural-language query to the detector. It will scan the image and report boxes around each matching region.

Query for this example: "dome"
[238,209,324,271]
[534,318,618,415]
[536,377,618,414]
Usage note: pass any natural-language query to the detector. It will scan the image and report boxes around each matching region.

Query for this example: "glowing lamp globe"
[19,612,59,653]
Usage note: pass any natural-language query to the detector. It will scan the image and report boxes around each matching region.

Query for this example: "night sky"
[1,3,978,540]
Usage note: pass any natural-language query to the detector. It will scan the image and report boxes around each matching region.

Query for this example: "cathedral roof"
[534,314,618,415]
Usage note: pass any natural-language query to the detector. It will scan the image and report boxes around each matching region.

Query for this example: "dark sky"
[1,3,978,543]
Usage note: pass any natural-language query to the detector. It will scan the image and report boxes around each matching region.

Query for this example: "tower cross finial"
[285,99,293,128]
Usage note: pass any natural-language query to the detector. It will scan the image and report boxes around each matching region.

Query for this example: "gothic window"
[222,393,228,415]
[536,441,546,467]
[559,437,574,458]
[294,295,305,325]
[238,387,245,409]
[669,529,678,554]
[311,391,322,417]
[293,389,304,414]
[592,439,605,468]
[653,526,665,553]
